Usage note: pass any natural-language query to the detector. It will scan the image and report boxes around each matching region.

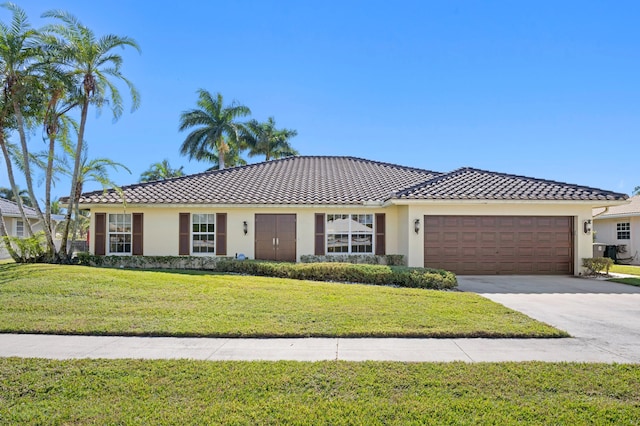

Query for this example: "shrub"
[582,257,614,275]
[5,232,46,263]
[300,254,405,266]
[216,260,457,290]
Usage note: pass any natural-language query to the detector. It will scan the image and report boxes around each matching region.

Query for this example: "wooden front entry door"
[255,214,297,262]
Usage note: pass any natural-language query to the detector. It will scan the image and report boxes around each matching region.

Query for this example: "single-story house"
[75,156,627,275]
[593,195,639,265]
[0,197,64,259]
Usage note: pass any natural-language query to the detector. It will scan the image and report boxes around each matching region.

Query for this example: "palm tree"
[243,117,298,161]
[61,141,130,245]
[634,186,639,196]
[0,3,52,246]
[179,89,250,170]
[139,159,184,182]
[43,10,140,260]
[0,185,31,206]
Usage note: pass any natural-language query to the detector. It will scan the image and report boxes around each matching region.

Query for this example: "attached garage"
[424,215,574,275]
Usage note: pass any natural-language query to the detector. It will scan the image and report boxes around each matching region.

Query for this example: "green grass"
[0,263,565,338]
[608,264,640,286]
[610,264,640,276]
[608,277,640,287]
[1,358,638,424]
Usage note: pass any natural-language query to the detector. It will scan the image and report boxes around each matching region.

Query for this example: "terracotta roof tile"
[78,156,441,205]
[76,158,627,206]
[397,167,627,201]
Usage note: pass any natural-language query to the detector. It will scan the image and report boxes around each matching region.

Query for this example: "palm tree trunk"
[0,131,34,237]
[11,98,57,257]
[44,132,56,256]
[60,96,89,261]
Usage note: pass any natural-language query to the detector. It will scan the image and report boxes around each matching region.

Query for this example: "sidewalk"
[2,333,639,363]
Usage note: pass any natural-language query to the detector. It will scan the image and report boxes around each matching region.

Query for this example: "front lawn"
[1,359,638,424]
[608,264,640,286]
[610,264,640,276]
[0,263,565,338]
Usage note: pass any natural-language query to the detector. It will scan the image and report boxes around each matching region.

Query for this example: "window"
[326,214,373,254]
[617,222,630,240]
[16,220,24,237]
[108,214,131,253]
[192,214,215,254]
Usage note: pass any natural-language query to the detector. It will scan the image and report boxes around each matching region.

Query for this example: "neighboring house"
[74,156,627,275]
[593,195,639,265]
[0,197,64,259]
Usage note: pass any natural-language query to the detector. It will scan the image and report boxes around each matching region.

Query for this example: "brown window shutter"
[216,213,227,255]
[315,213,325,255]
[179,213,190,255]
[132,213,143,255]
[94,213,106,255]
[375,213,386,255]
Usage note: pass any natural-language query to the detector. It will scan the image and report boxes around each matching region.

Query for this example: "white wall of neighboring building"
[593,216,640,265]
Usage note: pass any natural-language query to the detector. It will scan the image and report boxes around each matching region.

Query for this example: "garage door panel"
[424,215,574,275]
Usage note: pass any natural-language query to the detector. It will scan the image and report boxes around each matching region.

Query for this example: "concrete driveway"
[457,275,640,362]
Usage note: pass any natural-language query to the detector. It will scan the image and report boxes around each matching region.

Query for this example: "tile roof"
[0,198,39,218]
[78,156,440,205]
[76,157,628,206]
[396,167,627,201]
[594,195,640,217]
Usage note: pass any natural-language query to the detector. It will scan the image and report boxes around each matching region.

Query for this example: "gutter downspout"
[592,207,609,218]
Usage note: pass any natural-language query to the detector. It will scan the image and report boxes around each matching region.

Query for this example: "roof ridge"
[395,166,628,200]
[450,167,629,197]
[393,168,465,198]
[81,155,442,198]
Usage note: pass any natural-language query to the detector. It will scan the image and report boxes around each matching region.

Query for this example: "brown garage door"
[424,216,574,275]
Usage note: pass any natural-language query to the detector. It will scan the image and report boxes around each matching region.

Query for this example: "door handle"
[272,238,276,246]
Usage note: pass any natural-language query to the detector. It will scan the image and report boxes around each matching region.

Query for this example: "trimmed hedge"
[216,260,457,290]
[76,254,457,290]
[300,254,405,266]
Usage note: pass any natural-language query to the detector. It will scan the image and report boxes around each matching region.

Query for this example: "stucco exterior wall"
[90,206,402,261]
[593,216,640,265]
[90,202,597,275]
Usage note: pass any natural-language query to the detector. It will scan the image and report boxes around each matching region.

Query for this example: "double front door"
[255,214,296,262]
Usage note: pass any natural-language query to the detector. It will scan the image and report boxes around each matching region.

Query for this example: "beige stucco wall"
[593,216,639,265]
[90,205,401,260]
[90,202,598,274]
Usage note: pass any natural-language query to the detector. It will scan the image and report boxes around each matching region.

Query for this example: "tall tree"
[0,3,51,245]
[243,117,298,161]
[43,10,140,260]
[139,159,184,182]
[634,186,639,196]
[179,90,250,170]
[61,141,130,246]
[0,185,31,206]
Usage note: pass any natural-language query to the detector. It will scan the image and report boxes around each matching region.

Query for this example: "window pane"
[327,234,349,253]
[351,234,373,253]
[326,214,349,234]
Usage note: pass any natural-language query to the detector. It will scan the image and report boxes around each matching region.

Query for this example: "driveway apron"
[457,275,640,363]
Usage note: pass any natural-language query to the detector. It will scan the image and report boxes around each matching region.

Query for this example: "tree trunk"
[60,96,89,261]
[11,98,56,258]
[0,132,34,237]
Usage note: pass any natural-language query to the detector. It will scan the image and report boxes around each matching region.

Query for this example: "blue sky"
[2,0,639,200]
